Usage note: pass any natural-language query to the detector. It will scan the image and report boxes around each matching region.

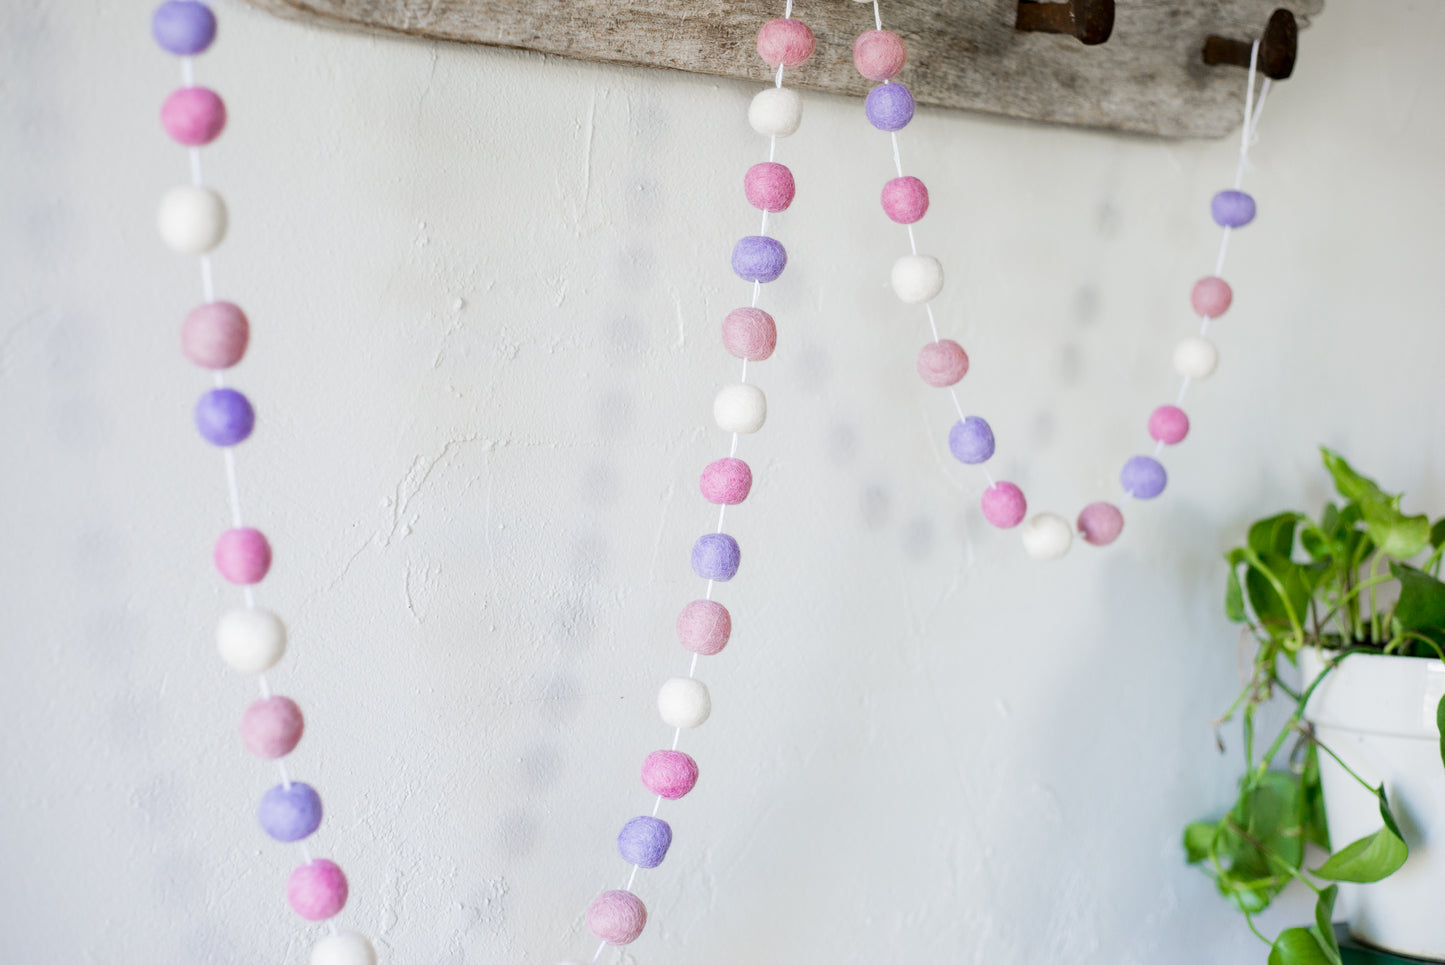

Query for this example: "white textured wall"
[4,1,1445,962]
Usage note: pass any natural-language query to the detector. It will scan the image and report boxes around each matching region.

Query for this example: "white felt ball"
[890,254,944,304]
[157,185,228,254]
[311,932,377,965]
[1173,335,1219,380]
[1020,513,1073,561]
[658,677,711,729]
[216,608,287,674]
[748,87,803,137]
[713,383,767,434]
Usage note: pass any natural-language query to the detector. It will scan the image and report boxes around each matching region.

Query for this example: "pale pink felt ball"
[853,29,907,81]
[241,696,304,759]
[288,859,348,921]
[916,339,969,387]
[161,86,227,146]
[743,162,796,213]
[700,457,752,505]
[1190,276,1232,318]
[677,599,731,656]
[756,18,815,68]
[1148,404,1190,445]
[721,307,777,362]
[587,890,647,945]
[641,749,699,800]
[181,300,249,369]
[214,527,271,585]
[881,175,929,224]
[981,482,1027,529]
[1076,502,1124,547]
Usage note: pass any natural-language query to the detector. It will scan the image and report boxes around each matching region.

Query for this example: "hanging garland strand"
[570,2,813,960]
[853,0,1271,560]
[150,4,375,962]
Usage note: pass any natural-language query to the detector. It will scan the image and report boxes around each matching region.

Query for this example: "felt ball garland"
[151,4,374,959]
[855,0,1277,559]
[575,1,813,957]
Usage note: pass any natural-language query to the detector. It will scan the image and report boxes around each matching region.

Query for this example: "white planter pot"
[1301,649,1445,960]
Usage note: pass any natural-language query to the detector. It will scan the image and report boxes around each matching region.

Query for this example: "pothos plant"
[1184,448,1445,965]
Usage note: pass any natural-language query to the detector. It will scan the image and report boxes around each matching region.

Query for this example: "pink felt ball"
[241,696,305,759]
[641,749,700,799]
[587,890,647,945]
[1148,404,1190,445]
[721,307,777,362]
[916,339,969,387]
[181,300,249,369]
[161,86,227,146]
[743,162,796,213]
[756,18,815,68]
[677,599,731,656]
[1076,502,1124,547]
[980,482,1027,529]
[700,458,753,505]
[214,527,271,585]
[881,176,929,224]
[1191,276,1232,318]
[853,29,907,81]
[288,859,348,921]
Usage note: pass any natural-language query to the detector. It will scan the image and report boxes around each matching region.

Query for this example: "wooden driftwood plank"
[236,0,1323,138]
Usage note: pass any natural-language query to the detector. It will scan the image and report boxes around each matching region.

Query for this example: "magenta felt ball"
[288,859,348,921]
[677,599,731,656]
[181,301,248,369]
[161,87,226,146]
[214,527,271,584]
[1148,405,1190,445]
[1077,502,1124,547]
[881,176,929,224]
[917,340,968,387]
[587,890,647,945]
[700,458,752,505]
[981,482,1027,529]
[756,18,815,68]
[241,696,304,759]
[854,29,907,81]
[721,307,777,361]
[743,162,795,213]
[1190,276,1233,318]
[642,749,699,799]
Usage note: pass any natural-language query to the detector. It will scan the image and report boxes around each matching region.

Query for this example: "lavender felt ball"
[617,816,672,869]
[194,387,254,446]
[731,236,787,284]
[948,416,995,465]
[152,1,217,55]
[258,782,322,842]
[1211,190,1256,228]
[691,533,741,582]
[1121,455,1167,499]
[865,83,915,132]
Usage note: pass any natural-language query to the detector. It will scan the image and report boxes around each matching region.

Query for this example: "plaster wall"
[3,1,1445,962]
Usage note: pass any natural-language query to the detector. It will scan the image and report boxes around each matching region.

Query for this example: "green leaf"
[1209,771,1307,913]
[1390,562,1445,632]
[1184,821,1217,864]
[1437,693,1445,773]
[1250,513,1302,558]
[1432,518,1445,550]
[1302,745,1331,851]
[1320,448,1429,559]
[1311,885,1342,965]
[1312,786,1408,883]
[1225,565,1246,622]
[1269,927,1335,965]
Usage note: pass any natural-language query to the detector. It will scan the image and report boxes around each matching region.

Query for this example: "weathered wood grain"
[236,0,1323,137]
